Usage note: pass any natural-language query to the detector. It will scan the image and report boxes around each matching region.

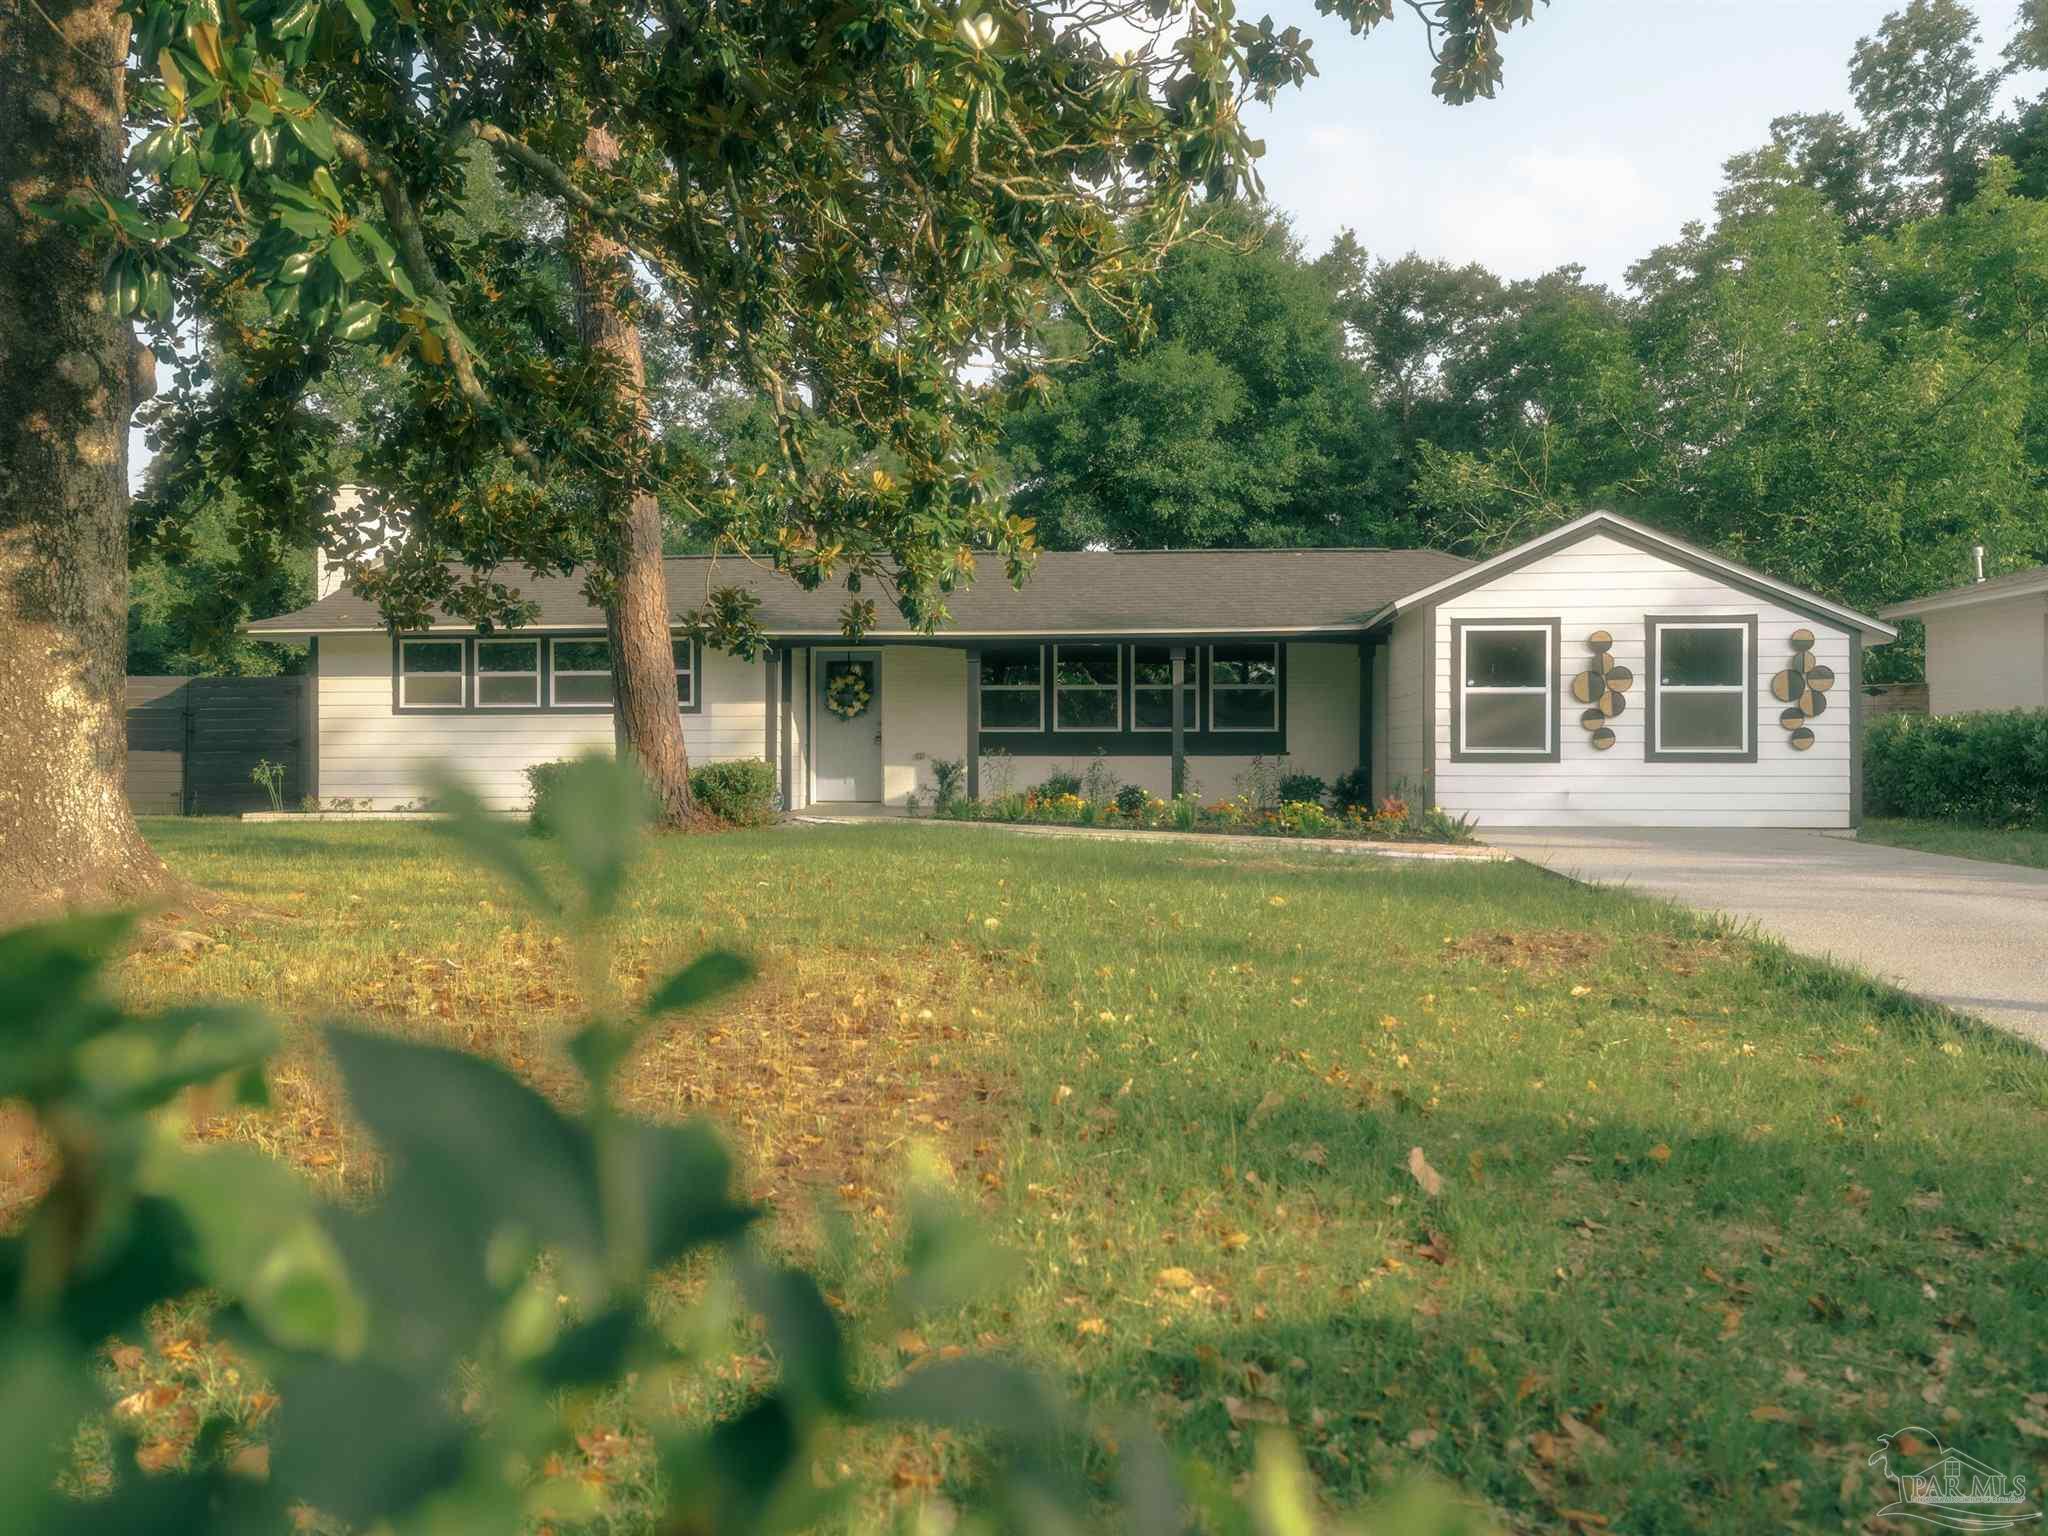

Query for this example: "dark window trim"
[1642,613,1760,764]
[1206,640,1282,735]
[473,635,542,710]
[1051,642,1123,734]
[976,642,1047,735]
[1448,617,1561,764]
[1130,642,1201,733]
[389,631,705,716]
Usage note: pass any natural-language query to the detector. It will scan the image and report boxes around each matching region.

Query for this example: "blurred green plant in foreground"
[0,757,1484,1535]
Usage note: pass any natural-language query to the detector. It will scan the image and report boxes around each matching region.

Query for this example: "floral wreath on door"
[825,664,872,721]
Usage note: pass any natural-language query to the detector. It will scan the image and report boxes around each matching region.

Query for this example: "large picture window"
[475,639,539,708]
[399,639,464,708]
[551,637,614,706]
[1208,643,1278,731]
[1648,617,1753,759]
[1453,622,1555,758]
[1131,646,1198,732]
[1053,645,1121,731]
[978,645,1043,731]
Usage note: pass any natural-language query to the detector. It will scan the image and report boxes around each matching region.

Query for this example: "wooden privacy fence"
[126,676,306,815]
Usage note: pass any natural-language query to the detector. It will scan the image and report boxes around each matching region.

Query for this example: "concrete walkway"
[1485,827,2048,1044]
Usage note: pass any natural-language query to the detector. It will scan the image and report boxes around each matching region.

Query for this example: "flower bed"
[925,787,1476,844]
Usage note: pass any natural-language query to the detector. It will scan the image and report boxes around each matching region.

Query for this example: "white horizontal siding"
[315,633,770,810]
[1431,533,1856,829]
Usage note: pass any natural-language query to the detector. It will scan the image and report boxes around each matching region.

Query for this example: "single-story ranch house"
[248,510,1897,828]
[1882,561,2048,714]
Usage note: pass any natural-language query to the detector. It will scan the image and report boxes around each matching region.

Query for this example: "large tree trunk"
[0,0,173,919]
[567,126,694,826]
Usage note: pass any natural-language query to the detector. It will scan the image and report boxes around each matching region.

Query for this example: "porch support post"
[965,646,982,800]
[778,647,794,811]
[1169,645,1188,797]
[765,647,782,809]
[1357,637,1374,805]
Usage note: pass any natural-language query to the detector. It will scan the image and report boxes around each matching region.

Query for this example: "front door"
[813,650,882,802]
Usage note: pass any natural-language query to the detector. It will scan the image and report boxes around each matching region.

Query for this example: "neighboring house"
[1882,564,2048,714]
[247,510,1897,828]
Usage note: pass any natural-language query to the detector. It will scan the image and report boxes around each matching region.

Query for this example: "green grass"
[1858,816,2048,871]
[116,818,2048,1532]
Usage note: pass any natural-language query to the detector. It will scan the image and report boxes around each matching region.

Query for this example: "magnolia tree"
[4,0,1546,889]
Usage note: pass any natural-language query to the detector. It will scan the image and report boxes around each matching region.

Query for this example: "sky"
[1243,0,2039,288]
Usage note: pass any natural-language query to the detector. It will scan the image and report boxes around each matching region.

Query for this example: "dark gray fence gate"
[124,677,306,815]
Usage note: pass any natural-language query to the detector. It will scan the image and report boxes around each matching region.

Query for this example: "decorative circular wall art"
[1771,628,1834,750]
[1570,630,1633,750]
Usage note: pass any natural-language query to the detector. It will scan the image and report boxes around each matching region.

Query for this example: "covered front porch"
[764,638,1375,813]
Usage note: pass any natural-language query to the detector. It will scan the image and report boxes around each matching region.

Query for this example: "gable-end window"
[1131,646,1198,732]
[672,637,697,710]
[1648,617,1754,759]
[1053,644,1121,731]
[551,637,614,707]
[1453,621,1556,759]
[475,639,539,708]
[979,645,1043,732]
[399,639,465,708]
[1209,643,1279,731]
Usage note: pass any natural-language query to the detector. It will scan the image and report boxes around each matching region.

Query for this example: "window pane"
[478,674,537,706]
[980,646,1041,687]
[1212,644,1277,687]
[403,641,463,674]
[1055,645,1119,687]
[1661,692,1745,750]
[555,673,614,705]
[1659,627,1744,686]
[1464,630,1546,688]
[554,639,610,673]
[476,640,536,673]
[1212,686,1276,731]
[981,690,1040,730]
[1132,648,1179,687]
[1056,688,1118,729]
[671,638,693,671]
[1134,687,1198,729]
[1466,693,1547,751]
[404,674,462,706]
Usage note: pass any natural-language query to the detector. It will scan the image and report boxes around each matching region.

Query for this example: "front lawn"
[1857,816,2048,871]
[96,819,2048,1532]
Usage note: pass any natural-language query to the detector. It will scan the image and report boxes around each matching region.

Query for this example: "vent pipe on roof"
[1972,544,1987,583]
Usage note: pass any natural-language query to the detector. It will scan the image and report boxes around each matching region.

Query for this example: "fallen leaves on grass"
[1406,1146,1444,1198]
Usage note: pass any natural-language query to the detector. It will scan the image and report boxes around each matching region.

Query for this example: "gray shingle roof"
[1882,563,2048,617]
[246,547,1474,638]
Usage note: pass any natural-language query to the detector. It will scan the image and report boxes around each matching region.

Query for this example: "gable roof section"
[1370,510,1899,641]
[1882,563,2048,619]
[246,546,1475,639]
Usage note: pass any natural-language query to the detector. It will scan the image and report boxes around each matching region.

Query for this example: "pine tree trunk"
[567,126,694,825]
[0,0,174,920]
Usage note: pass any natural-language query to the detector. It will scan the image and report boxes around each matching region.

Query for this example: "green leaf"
[529,1305,638,1386]
[737,1258,852,1413]
[71,1002,278,1112]
[866,1357,1064,1443]
[643,949,754,1017]
[343,0,376,44]
[273,0,322,40]
[334,296,380,340]
[324,1026,602,1260]
[0,1333,97,1526]
[0,910,132,1039]
[284,108,336,162]
[270,1359,471,1526]
[421,766,559,918]
[621,1119,755,1265]
[326,232,365,282]
[545,753,654,923]
[145,1144,366,1355]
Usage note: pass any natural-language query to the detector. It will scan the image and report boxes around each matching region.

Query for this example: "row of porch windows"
[978,643,1279,734]
[398,636,696,710]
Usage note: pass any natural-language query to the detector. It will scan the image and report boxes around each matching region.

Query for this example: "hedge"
[1864,709,2048,826]
[528,755,779,831]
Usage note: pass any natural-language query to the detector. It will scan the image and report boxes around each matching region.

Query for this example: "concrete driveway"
[1484,827,2048,1045]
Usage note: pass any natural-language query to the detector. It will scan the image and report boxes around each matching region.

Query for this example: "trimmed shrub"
[1034,770,1083,800]
[1865,710,2048,826]
[1277,772,1326,806]
[1114,783,1149,817]
[1330,767,1373,813]
[690,758,779,825]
